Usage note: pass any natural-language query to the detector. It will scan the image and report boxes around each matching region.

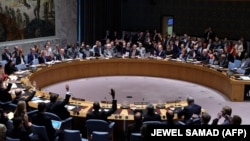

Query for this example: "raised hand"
[110,88,115,99]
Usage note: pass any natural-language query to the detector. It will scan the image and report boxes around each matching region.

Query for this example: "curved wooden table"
[29,59,246,102]
[24,58,249,141]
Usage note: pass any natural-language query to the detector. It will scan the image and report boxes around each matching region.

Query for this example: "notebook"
[51,120,62,129]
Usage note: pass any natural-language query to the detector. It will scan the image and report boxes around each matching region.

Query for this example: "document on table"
[240,76,250,80]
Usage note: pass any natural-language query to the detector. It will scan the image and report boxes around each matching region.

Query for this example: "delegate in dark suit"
[32,102,61,141]
[86,89,117,122]
[0,82,12,102]
[94,46,105,57]
[177,97,201,122]
[142,104,161,122]
[56,53,69,61]
[27,52,38,65]
[46,93,71,120]
[1,52,12,62]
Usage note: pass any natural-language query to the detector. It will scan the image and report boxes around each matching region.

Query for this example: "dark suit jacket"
[86,99,117,121]
[7,128,32,141]
[1,52,12,61]
[46,94,71,120]
[15,55,26,65]
[56,54,69,61]
[0,83,12,102]
[38,56,48,64]
[129,50,140,58]
[12,90,36,111]
[177,103,201,122]
[94,46,105,57]
[27,53,38,64]
[156,50,166,58]
[142,113,161,122]
[32,112,56,141]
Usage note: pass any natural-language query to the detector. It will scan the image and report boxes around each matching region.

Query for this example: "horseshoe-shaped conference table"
[25,58,247,116]
[18,58,247,140]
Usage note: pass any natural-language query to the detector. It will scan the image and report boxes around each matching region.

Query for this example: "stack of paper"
[240,76,250,80]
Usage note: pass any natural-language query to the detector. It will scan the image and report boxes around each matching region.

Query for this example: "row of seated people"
[0,31,247,66]
[0,82,73,141]
[126,97,242,141]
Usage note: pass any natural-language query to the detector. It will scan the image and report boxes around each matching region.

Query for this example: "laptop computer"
[51,120,62,129]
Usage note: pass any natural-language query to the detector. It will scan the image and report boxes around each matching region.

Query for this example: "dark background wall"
[81,0,121,45]
[81,0,250,44]
[121,0,250,40]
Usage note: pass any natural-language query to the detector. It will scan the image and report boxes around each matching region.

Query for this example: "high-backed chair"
[92,131,109,141]
[63,129,88,141]
[31,124,59,141]
[27,109,39,121]
[130,133,142,141]
[6,136,20,141]
[0,101,11,111]
[44,112,73,130]
[85,119,115,141]
[142,121,162,125]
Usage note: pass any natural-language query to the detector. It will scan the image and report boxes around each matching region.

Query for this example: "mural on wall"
[0,0,55,42]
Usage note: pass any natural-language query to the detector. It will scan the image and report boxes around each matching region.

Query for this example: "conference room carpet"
[42,76,250,124]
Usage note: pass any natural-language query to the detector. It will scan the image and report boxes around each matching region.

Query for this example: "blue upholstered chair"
[85,119,115,141]
[130,133,142,141]
[31,124,58,141]
[63,129,88,141]
[44,112,73,130]
[92,131,109,141]
[142,121,162,125]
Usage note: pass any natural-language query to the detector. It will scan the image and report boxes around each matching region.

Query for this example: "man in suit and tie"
[27,47,38,65]
[236,52,250,74]
[156,44,166,59]
[136,42,146,58]
[38,51,48,64]
[1,47,12,62]
[86,88,117,122]
[129,44,140,58]
[104,43,114,58]
[93,40,105,57]
[56,48,69,61]
[177,96,201,123]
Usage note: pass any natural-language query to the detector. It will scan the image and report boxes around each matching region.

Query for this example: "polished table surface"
[12,58,250,120]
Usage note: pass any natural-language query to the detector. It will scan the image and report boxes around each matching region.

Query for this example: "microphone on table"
[141,98,144,109]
